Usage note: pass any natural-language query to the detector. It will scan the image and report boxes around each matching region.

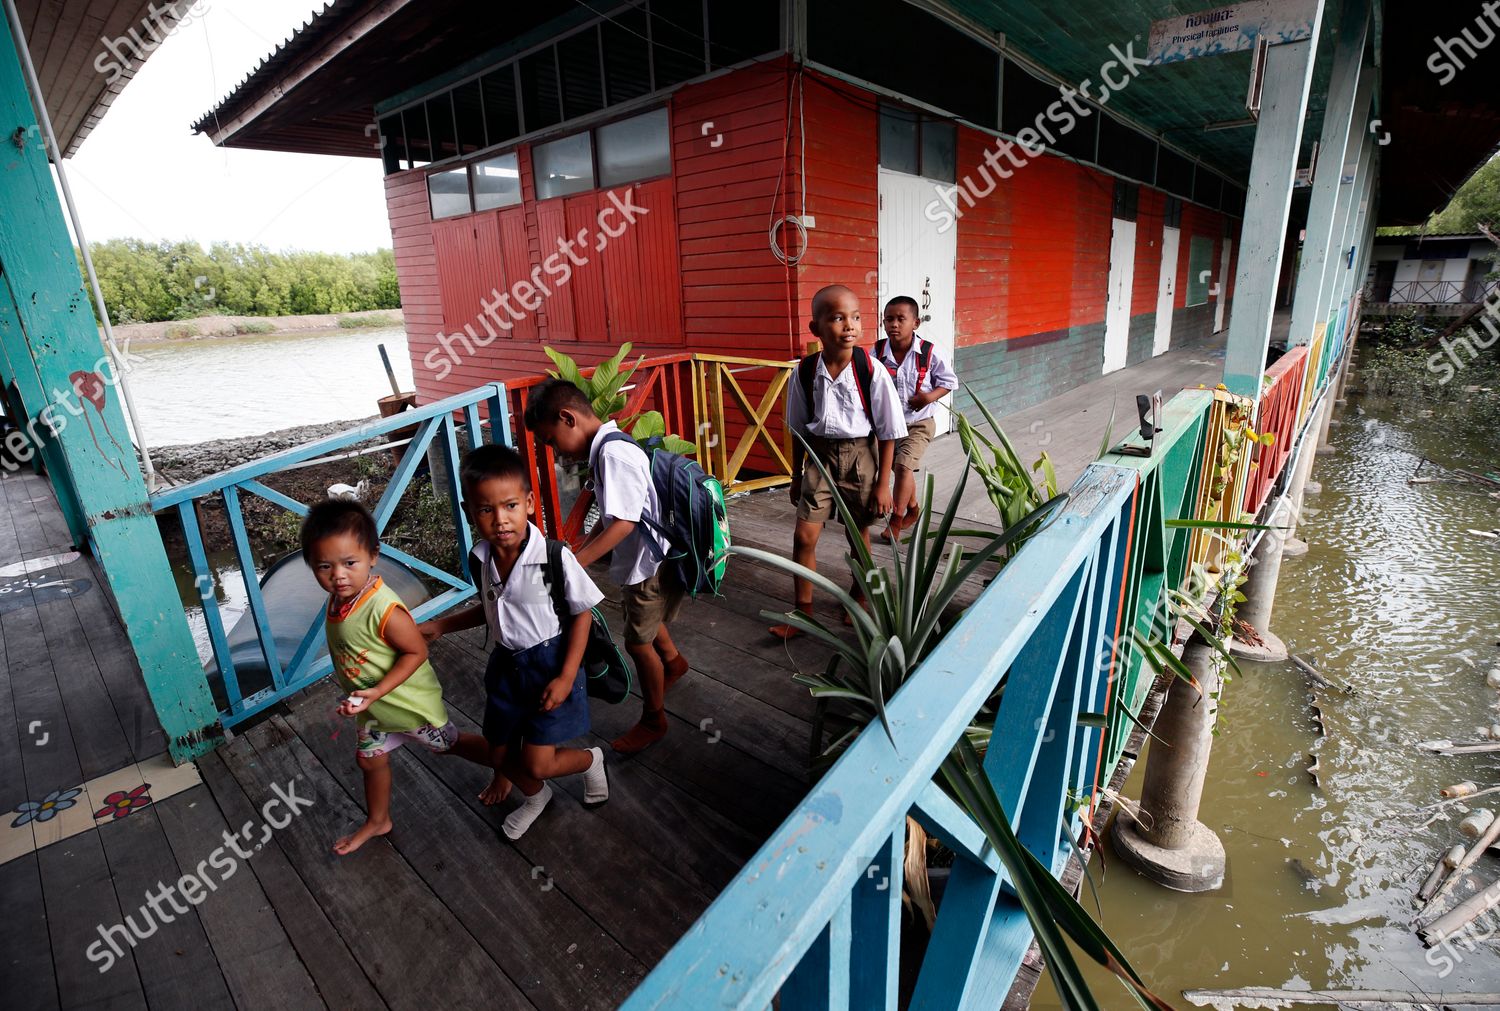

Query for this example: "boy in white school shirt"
[872,295,959,539]
[524,379,690,756]
[419,444,609,841]
[772,284,907,639]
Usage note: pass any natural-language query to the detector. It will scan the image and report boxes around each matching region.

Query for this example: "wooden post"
[1289,0,1371,356]
[1222,1,1328,402]
[0,14,220,761]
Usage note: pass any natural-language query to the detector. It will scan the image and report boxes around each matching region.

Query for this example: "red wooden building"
[197,0,1250,424]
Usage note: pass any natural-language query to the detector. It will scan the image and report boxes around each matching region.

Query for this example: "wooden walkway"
[1,327,1240,1010]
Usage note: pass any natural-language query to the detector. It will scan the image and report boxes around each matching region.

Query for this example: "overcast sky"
[59,0,392,254]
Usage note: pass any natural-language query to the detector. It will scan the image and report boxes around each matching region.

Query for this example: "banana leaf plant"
[735,433,1172,1011]
[543,342,695,453]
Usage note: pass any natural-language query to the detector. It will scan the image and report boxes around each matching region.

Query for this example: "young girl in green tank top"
[304,499,495,855]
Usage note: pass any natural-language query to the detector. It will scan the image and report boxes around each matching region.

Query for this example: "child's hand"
[539,674,574,712]
[338,688,379,716]
[908,391,929,411]
[873,482,894,518]
[789,473,802,505]
[417,620,442,643]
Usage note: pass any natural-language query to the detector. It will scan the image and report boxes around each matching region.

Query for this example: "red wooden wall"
[389,58,1244,416]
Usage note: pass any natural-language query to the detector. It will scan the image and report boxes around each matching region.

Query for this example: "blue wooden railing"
[621,390,1220,1010]
[148,383,507,729]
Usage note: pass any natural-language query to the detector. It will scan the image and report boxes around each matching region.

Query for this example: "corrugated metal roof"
[14,0,193,157]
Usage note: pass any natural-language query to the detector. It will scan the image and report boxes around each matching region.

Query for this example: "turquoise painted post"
[1289,0,1370,353]
[0,15,221,761]
[1222,0,1328,400]
[1317,94,1374,343]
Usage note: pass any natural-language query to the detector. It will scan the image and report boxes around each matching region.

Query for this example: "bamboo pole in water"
[1418,813,1500,922]
[1419,876,1500,946]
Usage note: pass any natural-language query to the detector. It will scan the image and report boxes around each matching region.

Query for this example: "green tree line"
[80,239,401,324]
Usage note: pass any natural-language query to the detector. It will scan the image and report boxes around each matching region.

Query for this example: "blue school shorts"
[482,634,590,747]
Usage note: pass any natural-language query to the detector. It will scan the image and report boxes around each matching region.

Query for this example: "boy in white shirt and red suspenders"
[873,295,959,538]
[773,284,907,638]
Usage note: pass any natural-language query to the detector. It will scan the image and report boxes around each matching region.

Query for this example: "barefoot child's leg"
[616,642,668,753]
[336,750,394,855]
[771,519,821,638]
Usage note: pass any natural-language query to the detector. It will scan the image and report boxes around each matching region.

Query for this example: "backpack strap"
[544,538,570,636]
[850,346,876,432]
[797,353,819,416]
[915,338,932,392]
[874,338,898,378]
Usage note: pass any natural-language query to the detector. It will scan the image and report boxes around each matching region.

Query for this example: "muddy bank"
[110,308,404,345]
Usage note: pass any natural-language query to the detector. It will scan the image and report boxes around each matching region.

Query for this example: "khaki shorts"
[621,566,685,645]
[797,437,880,529]
[895,418,937,472]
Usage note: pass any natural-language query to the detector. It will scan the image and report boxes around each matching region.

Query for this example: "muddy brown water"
[1037,388,1500,1008]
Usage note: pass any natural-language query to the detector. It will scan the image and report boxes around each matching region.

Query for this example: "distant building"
[1366,233,1498,312]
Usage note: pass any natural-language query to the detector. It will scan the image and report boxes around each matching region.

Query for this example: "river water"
[131,327,414,659]
[127,326,414,445]
[1039,374,1500,1007]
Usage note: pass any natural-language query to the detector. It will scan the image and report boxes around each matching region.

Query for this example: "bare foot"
[663,652,689,690]
[333,817,391,855]
[611,711,668,754]
[478,771,513,806]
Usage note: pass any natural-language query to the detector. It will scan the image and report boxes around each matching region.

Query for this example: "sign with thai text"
[1147,1,1318,65]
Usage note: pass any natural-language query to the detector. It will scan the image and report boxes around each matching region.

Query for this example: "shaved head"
[810,284,855,318]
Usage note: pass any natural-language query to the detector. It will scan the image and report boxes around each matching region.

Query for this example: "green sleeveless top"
[326,578,447,733]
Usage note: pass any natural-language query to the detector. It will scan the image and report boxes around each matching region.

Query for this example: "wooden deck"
[1,328,1240,1010]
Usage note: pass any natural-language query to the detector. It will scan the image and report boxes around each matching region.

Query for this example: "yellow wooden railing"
[691,354,796,493]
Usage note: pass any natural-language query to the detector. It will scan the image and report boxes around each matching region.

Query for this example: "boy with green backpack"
[525,378,728,755]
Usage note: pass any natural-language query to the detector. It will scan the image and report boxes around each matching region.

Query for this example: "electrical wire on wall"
[769,67,809,267]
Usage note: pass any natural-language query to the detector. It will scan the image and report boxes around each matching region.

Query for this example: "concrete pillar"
[1112,641,1226,891]
[1222,1,1328,405]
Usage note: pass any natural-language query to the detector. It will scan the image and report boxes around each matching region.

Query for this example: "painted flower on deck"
[94,784,152,820]
[11,787,82,827]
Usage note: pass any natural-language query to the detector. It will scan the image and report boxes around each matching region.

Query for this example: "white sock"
[582,747,609,806]
[502,782,553,840]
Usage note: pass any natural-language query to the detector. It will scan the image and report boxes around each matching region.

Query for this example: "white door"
[1102,217,1136,374]
[1213,239,1233,333]
[878,168,959,433]
[1153,225,1179,355]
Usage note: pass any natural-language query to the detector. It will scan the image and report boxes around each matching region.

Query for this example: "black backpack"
[595,431,730,596]
[543,539,632,704]
[797,347,878,442]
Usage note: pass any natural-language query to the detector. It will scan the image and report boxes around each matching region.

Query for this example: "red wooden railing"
[1243,345,1308,515]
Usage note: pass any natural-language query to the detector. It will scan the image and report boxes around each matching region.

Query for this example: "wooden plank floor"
[0,323,1248,1009]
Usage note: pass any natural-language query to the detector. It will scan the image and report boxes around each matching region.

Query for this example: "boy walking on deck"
[418,446,609,840]
[772,284,907,638]
[873,295,958,539]
[525,380,690,755]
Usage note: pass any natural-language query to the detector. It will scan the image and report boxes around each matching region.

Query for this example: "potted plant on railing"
[540,343,696,526]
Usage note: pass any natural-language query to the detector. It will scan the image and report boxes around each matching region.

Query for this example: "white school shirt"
[588,421,669,587]
[785,352,908,442]
[872,337,960,423]
[472,524,603,652]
